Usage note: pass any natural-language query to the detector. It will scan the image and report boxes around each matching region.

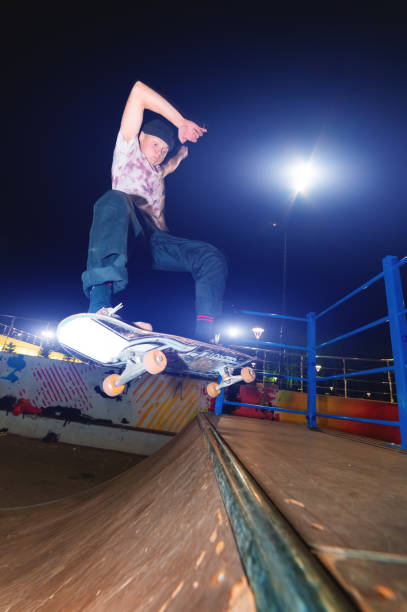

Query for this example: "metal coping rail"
[198,413,357,611]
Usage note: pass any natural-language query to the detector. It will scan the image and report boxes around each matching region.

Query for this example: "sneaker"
[96,304,153,332]
[96,303,124,318]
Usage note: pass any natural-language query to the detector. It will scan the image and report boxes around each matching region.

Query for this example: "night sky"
[3,9,407,358]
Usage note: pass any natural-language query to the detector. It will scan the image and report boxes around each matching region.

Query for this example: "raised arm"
[161,146,189,178]
[121,81,207,144]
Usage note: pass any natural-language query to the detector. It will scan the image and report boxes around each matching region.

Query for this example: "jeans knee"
[94,190,128,215]
[212,244,228,271]
[201,244,228,280]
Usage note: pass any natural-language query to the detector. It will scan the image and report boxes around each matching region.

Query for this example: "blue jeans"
[82,190,228,318]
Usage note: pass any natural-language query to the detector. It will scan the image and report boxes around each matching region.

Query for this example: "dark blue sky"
[3,9,407,356]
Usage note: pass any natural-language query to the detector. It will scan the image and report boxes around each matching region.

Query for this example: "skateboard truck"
[206,366,256,398]
[101,336,197,397]
[102,348,167,396]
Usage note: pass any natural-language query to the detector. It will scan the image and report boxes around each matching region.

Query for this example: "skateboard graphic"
[56,313,256,398]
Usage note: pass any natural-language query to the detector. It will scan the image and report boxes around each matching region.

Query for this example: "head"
[139,119,175,166]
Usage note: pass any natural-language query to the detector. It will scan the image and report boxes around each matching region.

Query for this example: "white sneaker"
[96,303,123,318]
[96,304,153,331]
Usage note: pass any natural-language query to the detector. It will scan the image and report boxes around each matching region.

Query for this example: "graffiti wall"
[0,352,211,454]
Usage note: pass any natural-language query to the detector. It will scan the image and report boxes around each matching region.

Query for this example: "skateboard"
[56,313,256,398]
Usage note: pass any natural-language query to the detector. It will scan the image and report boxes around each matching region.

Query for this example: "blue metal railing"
[216,255,407,449]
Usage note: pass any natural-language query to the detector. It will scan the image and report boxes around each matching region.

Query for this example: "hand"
[178,120,207,144]
[177,145,189,161]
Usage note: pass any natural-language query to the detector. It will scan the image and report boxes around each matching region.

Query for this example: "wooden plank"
[210,415,407,609]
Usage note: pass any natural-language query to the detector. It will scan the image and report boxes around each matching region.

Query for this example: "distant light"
[41,330,55,339]
[290,160,318,196]
[315,364,322,372]
[227,326,242,338]
[252,327,264,340]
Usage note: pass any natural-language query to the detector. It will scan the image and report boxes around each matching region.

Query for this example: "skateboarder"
[81,81,228,342]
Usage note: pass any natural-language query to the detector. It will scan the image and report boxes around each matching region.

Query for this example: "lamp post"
[279,158,317,340]
[251,327,264,341]
[252,327,265,383]
[274,159,318,376]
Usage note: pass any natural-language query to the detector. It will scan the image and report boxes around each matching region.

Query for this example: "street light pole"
[279,230,287,343]
[252,327,264,383]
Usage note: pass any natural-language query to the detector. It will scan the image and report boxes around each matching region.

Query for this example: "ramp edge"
[198,414,359,611]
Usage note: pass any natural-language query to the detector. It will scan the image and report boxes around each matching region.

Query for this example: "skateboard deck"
[57,313,256,397]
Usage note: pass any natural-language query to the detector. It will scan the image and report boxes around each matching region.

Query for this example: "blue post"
[214,376,225,415]
[383,256,407,449]
[307,312,317,428]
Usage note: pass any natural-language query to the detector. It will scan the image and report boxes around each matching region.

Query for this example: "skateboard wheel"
[207,382,220,398]
[103,373,125,397]
[143,349,167,374]
[241,366,256,383]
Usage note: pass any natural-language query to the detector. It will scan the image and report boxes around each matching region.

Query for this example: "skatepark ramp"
[0,414,362,612]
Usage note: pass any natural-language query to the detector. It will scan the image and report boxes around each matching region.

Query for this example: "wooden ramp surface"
[0,420,254,612]
[210,415,407,611]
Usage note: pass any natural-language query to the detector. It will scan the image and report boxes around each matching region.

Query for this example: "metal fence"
[228,346,396,403]
[0,322,43,350]
[215,255,407,449]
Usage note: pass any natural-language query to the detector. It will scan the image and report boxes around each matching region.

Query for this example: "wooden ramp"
[0,419,254,612]
[210,415,407,611]
[1,414,406,611]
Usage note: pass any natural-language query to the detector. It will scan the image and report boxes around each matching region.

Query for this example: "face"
[139,132,169,166]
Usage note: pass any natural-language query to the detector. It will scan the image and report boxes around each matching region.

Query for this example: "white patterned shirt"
[111,130,167,231]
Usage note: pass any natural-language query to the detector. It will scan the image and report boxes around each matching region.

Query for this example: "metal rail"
[199,413,358,611]
[230,255,407,447]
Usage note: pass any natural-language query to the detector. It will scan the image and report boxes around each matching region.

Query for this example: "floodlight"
[291,161,317,195]
[252,327,264,340]
[227,326,241,338]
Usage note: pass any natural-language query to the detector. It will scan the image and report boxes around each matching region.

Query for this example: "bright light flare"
[41,329,55,339]
[290,161,318,195]
[226,326,242,338]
